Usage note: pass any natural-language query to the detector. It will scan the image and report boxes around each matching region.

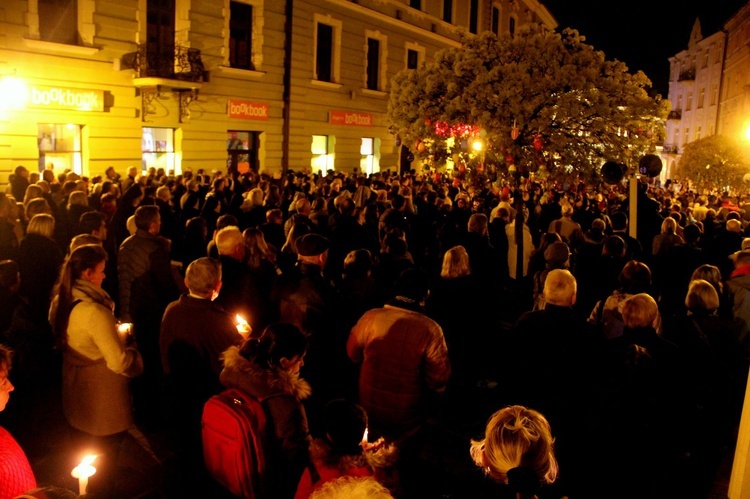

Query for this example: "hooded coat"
[220,346,312,498]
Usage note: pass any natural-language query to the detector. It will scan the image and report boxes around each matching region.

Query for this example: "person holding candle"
[0,344,38,499]
[159,256,245,494]
[219,323,312,499]
[49,244,143,498]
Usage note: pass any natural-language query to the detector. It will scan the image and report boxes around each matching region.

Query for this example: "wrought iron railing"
[662,144,679,154]
[667,110,682,120]
[121,44,207,82]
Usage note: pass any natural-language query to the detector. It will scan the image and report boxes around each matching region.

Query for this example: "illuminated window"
[142,127,177,174]
[360,137,380,175]
[38,123,82,174]
[227,130,259,174]
[311,135,335,172]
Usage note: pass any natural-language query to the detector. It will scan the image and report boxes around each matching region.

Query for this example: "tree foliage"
[388,24,667,178]
[676,135,749,191]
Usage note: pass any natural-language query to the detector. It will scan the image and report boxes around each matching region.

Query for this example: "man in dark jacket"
[214,225,269,333]
[118,204,180,426]
[160,257,244,493]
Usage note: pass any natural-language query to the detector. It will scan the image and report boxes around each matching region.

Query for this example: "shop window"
[311,135,335,173]
[229,1,254,70]
[142,127,177,174]
[38,123,82,174]
[360,137,380,175]
[227,130,259,174]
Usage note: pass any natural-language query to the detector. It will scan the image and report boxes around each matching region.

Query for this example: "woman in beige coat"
[49,243,143,497]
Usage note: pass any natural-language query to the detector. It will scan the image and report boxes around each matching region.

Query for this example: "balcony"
[667,110,682,120]
[121,44,208,86]
[678,68,695,81]
[120,44,207,122]
[663,144,679,154]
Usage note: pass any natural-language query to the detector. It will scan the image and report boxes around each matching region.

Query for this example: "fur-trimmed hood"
[220,345,312,400]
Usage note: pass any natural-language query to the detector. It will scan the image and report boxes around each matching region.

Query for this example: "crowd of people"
[0,162,749,498]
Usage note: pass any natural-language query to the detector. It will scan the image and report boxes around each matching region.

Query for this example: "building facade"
[663,19,726,180]
[0,0,555,185]
[663,2,750,181]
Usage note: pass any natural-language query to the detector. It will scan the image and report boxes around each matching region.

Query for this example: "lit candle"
[71,455,97,495]
[362,427,368,445]
[116,322,132,342]
[235,314,251,338]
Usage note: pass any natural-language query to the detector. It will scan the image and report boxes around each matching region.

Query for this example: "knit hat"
[544,241,570,265]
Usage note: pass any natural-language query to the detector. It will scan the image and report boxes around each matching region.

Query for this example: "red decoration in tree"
[533,136,543,151]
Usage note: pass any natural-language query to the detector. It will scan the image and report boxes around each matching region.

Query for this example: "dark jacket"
[117,228,179,323]
[18,233,64,315]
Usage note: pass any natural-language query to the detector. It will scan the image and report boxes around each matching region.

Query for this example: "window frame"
[313,14,342,84]
[363,30,388,92]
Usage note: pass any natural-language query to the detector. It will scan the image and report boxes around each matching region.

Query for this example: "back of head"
[393,267,430,302]
[216,213,240,231]
[610,211,628,231]
[603,235,625,257]
[239,323,308,367]
[542,269,576,306]
[79,210,106,235]
[468,213,488,235]
[682,224,701,244]
[134,204,159,231]
[27,213,55,238]
[621,293,658,328]
[69,234,102,252]
[470,405,558,490]
[685,279,720,311]
[309,476,392,499]
[185,257,222,297]
[343,248,373,278]
[619,261,651,293]
[323,399,368,456]
[441,245,471,279]
[215,226,243,256]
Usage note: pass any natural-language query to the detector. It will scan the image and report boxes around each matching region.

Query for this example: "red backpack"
[202,388,273,498]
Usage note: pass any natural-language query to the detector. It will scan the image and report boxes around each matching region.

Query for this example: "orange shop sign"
[27,85,104,111]
[329,110,372,127]
[228,99,270,120]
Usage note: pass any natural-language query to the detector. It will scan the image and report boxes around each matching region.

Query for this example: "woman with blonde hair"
[18,213,63,314]
[470,405,558,498]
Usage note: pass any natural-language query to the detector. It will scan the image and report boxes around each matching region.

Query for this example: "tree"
[388,24,667,180]
[676,135,749,191]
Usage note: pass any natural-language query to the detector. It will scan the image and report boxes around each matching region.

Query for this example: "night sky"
[542,0,748,97]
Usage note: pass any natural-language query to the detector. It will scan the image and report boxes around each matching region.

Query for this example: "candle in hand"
[116,323,132,342]
[235,314,251,338]
[71,454,97,495]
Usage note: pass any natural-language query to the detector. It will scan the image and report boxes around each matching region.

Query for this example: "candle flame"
[72,454,98,480]
[235,314,248,326]
[82,455,97,466]
[362,427,368,443]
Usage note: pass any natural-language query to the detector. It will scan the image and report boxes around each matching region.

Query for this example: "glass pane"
[360,137,373,155]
